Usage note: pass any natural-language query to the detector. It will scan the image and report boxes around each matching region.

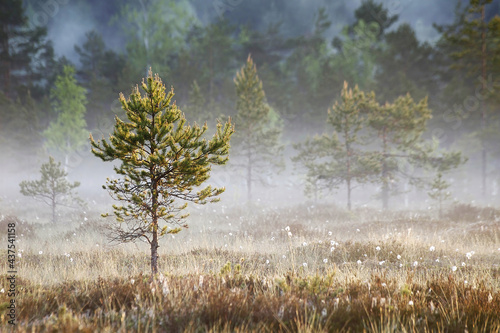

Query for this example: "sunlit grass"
[0,202,499,331]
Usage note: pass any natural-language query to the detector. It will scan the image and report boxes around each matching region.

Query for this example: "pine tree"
[90,69,234,276]
[351,0,398,38]
[44,65,88,170]
[436,0,500,199]
[293,82,378,209]
[19,157,81,223]
[0,0,54,99]
[115,0,193,81]
[427,149,465,218]
[75,30,125,131]
[428,173,451,219]
[374,24,436,103]
[331,19,379,92]
[232,55,283,202]
[367,93,432,210]
[183,80,212,126]
[0,91,47,172]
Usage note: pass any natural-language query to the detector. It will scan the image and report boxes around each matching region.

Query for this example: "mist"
[2,1,500,330]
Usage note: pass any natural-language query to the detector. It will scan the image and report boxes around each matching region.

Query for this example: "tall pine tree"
[436,0,500,199]
[44,65,88,170]
[232,55,283,202]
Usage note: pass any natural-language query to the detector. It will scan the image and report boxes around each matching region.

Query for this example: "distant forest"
[1,0,499,205]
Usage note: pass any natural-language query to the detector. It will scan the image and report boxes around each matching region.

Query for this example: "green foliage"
[0,91,47,172]
[352,0,399,37]
[0,0,55,98]
[366,92,433,209]
[114,0,194,80]
[183,80,212,126]
[44,65,88,168]
[90,69,234,274]
[19,156,81,223]
[374,24,436,102]
[75,30,125,131]
[232,55,284,202]
[428,172,451,218]
[332,20,379,91]
[293,82,378,209]
[436,0,500,198]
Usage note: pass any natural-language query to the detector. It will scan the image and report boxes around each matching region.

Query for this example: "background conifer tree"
[90,69,234,276]
[232,55,283,203]
[367,93,432,210]
[19,157,81,223]
[183,80,212,126]
[44,65,88,170]
[436,0,500,199]
[293,82,378,210]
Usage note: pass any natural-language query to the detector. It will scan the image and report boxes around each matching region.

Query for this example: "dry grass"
[0,202,499,332]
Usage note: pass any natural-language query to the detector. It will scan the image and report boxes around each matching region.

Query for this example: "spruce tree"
[232,55,283,202]
[293,82,378,209]
[44,65,88,170]
[90,69,234,276]
[19,157,81,223]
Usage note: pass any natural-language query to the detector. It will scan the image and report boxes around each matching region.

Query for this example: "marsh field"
[1,200,499,332]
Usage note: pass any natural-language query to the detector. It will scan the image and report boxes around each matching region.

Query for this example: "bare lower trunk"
[481,5,487,200]
[381,132,389,210]
[150,227,158,276]
[247,150,252,203]
[438,197,443,219]
[52,200,56,224]
[347,178,352,211]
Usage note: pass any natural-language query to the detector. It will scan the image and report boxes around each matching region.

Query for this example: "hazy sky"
[23,0,499,61]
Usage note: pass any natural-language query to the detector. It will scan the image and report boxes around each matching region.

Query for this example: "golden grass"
[0,202,499,332]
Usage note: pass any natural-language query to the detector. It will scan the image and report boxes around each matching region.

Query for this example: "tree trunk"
[247,149,252,203]
[481,5,487,200]
[151,178,159,276]
[52,199,56,224]
[2,22,10,98]
[381,162,389,210]
[381,132,389,210]
[345,135,352,211]
[346,178,352,211]
[150,224,159,276]
[438,197,443,220]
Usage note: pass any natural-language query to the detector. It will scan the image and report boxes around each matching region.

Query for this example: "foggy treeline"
[1,0,499,211]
